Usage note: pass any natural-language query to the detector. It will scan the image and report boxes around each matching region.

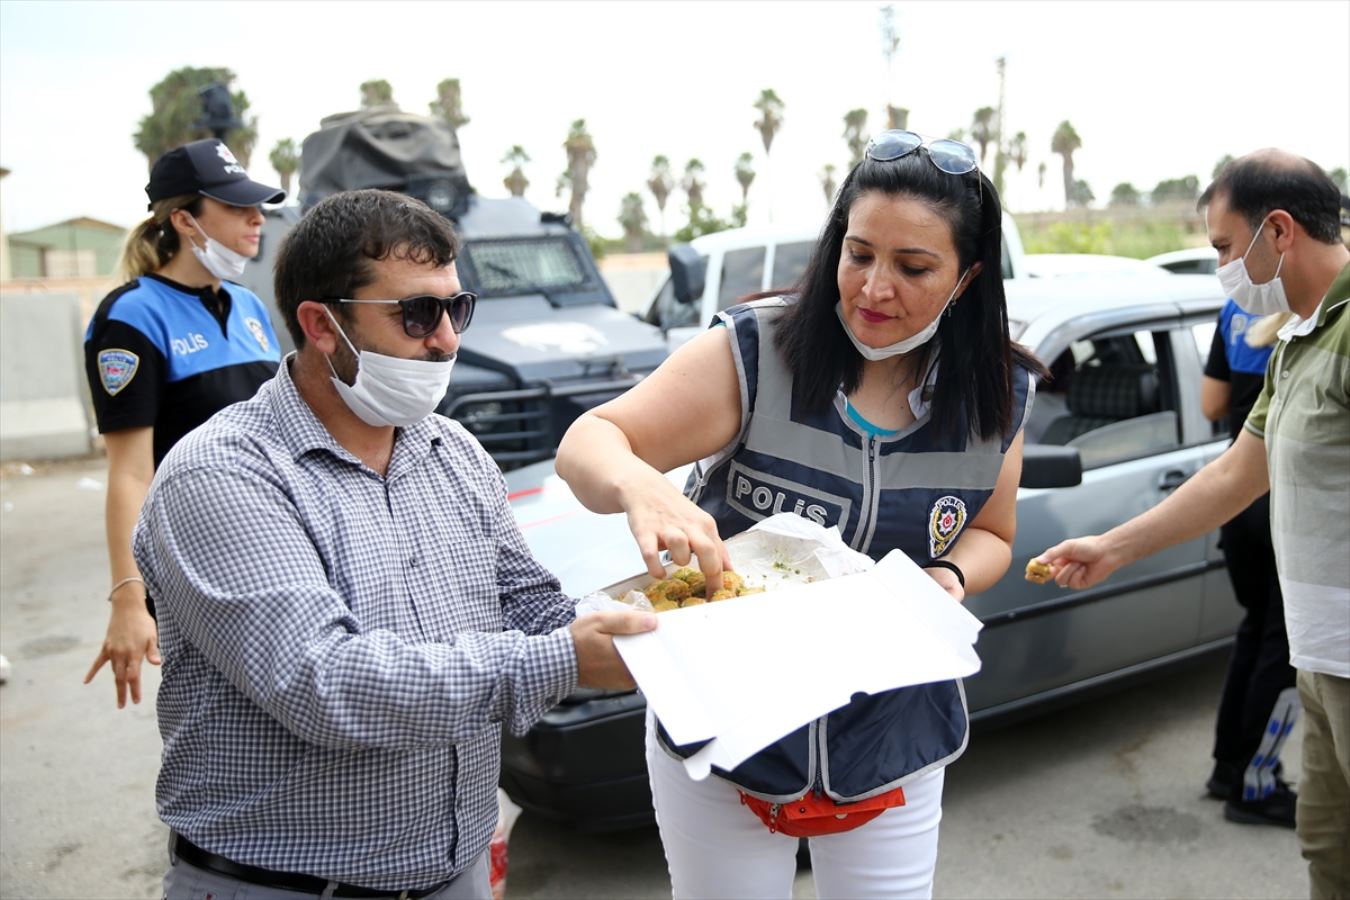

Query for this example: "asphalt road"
[0,457,1308,899]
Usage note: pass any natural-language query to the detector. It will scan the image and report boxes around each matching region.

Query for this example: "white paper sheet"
[610,514,984,780]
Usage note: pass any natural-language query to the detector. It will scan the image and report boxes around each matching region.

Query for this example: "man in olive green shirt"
[1038,149,1349,900]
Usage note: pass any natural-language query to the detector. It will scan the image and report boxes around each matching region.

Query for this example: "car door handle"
[1158,469,1189,491]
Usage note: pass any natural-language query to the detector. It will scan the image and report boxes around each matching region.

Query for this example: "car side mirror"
[669,244,706,306]
[1020,444,1083,489]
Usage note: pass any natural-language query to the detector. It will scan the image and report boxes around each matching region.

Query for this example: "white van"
[641,212,1027,351]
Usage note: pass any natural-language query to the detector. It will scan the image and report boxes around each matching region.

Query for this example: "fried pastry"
[1024,558,1053,585]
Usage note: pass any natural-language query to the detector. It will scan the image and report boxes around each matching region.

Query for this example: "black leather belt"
[171,833,450,898]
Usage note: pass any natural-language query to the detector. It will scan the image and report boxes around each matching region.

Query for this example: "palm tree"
[682,158,706,214]
[753,88,785,156]
[618,192,648,253]
[1051,120,1082,209]
[886,105,909,130]
[754,88,784,222]
[647,155,674,239]
[501,145,530,198]
[843,108,869,168]
[558,119,596,228]
[430,78,469,130]
[268,138,299,196]
[735,152,756,207]
[970,107,996,166]
[1037,160,1047,191]
[359,79,395,109]
[819,164,838,205]
[1008,132,1028,172]
[1212,154,1235,181]
[133,66,258,168]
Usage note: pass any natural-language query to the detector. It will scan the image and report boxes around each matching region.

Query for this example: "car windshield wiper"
[483,261,521,285]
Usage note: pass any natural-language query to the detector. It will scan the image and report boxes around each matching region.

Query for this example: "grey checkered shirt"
[133,357,578,890]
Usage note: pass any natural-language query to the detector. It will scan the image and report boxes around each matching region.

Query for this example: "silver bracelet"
[107,575,145,602]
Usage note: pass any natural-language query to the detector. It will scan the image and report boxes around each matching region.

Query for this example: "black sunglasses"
[318,292,477,338]
[865,130,979,176]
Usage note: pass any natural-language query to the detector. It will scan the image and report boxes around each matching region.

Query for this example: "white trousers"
[645,715,944,899]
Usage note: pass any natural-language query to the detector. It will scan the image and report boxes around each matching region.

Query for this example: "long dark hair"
[773,151,1045,442]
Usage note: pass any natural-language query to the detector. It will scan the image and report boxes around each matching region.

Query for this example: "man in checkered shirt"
[134,189,656,899]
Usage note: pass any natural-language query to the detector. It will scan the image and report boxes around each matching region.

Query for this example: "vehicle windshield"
[462,238,588,296]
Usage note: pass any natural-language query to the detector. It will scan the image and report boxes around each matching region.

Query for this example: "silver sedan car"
[500,272,1239,831]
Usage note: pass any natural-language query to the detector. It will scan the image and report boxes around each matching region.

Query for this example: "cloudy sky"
[1,0,1346,237]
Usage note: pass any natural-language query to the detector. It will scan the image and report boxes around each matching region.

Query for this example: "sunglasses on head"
[865,130,979,176]
[317,292,477,338]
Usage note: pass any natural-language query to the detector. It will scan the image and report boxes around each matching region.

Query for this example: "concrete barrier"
[0,288,95,461]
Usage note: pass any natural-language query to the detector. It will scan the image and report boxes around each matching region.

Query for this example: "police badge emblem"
[928,495,967,557]
[97,349,139,396]
[245,317,270,353]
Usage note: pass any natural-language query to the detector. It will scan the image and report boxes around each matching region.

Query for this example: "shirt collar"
[1277,260,1350,340]
[269,353,442,471]
[144,272,230,303]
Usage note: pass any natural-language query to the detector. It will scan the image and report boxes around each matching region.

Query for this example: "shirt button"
[409,557,420,568]
[1281,371,1290,379]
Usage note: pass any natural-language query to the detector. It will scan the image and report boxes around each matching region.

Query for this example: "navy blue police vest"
[658,297,1034,802]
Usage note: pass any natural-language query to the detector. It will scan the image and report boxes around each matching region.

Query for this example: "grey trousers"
[162,842,491,900]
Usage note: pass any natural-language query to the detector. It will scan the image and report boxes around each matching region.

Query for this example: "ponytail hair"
[116,194,202,282]
[1245,311,1292,348]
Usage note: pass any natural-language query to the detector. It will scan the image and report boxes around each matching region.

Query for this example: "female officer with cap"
[82,139,284,708]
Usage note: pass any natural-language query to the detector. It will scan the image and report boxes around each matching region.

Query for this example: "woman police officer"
[555,130,1044,898]
[82,139,284,707]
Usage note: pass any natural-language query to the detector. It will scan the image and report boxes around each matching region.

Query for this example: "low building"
[7,216,127,279]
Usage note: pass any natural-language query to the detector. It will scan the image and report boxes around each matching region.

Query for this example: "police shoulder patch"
[929,494,968,558]
[97,349,140,396]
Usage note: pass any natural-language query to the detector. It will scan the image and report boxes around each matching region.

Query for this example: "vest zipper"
[851,435,880,552]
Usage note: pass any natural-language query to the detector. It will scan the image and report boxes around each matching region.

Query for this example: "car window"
[1191,321,1217,359]
[1190,321,1228,438]
[719,247,766,310]
[463,238,588,296]
[770,241,814,291]
[1032,328,1182,469]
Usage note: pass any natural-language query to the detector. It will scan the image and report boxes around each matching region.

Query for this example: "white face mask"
[324,310,454,428]
[835,268,969,361]
[1216,218,1290,316]
[186,215,251,282]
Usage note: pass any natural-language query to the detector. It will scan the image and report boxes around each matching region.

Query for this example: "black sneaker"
[1222,780,1297,828]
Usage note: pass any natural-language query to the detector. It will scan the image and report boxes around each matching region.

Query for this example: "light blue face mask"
[835,268,970,360]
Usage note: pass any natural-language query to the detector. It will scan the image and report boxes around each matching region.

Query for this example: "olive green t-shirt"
[1245,260,1350,677]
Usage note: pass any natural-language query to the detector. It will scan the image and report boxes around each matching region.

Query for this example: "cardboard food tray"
[603,514,984,780]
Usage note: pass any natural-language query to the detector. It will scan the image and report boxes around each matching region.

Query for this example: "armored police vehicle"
[242,107,668,469]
